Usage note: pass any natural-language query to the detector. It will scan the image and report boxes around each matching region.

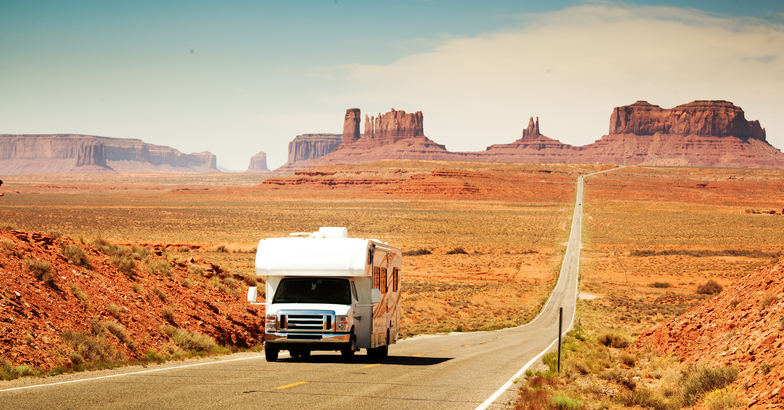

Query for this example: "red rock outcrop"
[274,134,343,173]
[246,151,270,173]
[633,258,784,406]
[348,109,425,148]
[610,100,766,141]
[343,109,361,144]
[0,134,219,174]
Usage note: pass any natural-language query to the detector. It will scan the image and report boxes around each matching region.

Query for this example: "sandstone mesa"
[278,101,784,171]
[0,134,218,175]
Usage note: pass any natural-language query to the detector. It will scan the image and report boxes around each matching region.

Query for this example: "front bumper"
[264,332,351,351]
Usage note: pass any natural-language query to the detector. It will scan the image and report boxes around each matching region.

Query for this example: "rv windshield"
[272,278,351,305]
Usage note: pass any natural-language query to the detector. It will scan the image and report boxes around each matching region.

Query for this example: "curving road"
[0,170,615,409]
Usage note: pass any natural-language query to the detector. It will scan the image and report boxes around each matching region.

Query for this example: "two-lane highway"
[1,170,616,409]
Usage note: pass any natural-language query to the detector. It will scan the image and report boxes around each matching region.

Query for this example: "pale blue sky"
[2,1,783,170]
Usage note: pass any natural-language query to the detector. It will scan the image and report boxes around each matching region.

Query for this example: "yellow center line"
[442,348,450,351]
[412,354,424,357]
[364,363,381,368]
[463,345,470,347]
[478,342,484,344]
[275,381,308,390]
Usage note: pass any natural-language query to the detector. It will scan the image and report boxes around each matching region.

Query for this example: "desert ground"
[2,161,784,407]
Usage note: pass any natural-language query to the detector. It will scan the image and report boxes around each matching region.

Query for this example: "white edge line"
[476,169,614,410]
[0,354,267,393]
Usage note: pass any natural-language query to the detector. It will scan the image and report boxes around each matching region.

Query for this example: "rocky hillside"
[0,227,263,373]
[633,258,784,406]
[277,101,784,171]
[0,134,218,174]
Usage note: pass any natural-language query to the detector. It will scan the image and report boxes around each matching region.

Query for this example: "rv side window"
[272,278,351,305]
[351,281,358,302]
[393,267,399,292]
[381,267,387,294]
[373,267,380,289]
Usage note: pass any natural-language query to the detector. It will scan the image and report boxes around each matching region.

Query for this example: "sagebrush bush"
[69,283,88,302]
[160,326,217,352]
[61,327,125,365]
[152,287,167,302]
[147,260,171,277]
[597,332,630,348]
[648,282,672,288]
[188,264,206,276]
[62,244,90,267]
[696,280,723,295]
[675,364,738,406]
[618,388,667,410]
[25,259,54,283]
[111,254,136,276]
[446,247,468,255]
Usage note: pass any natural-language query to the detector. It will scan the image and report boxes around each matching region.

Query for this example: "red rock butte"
[276,101,783,171]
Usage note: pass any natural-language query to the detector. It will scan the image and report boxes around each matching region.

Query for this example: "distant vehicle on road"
[247,227,402,361]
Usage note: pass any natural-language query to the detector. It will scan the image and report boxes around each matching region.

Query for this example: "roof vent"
[317,227,348,238]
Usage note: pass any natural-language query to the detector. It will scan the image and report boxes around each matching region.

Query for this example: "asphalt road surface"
[1,171,613,409]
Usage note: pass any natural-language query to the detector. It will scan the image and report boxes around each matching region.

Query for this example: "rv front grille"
[278,311,335,332]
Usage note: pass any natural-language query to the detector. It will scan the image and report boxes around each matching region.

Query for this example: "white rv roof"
[255,237,371,277]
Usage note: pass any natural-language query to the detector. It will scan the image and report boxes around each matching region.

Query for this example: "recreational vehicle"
[247,227,402,361]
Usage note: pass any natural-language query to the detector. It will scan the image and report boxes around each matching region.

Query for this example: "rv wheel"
[341,331,356,359]
[265,346,279,362]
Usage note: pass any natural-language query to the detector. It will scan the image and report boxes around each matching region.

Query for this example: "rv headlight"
[336,315,349,332]
[265,314,277,332]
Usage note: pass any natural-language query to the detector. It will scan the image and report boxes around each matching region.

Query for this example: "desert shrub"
[513,376,556,410]
[161,307,175,322]
[61,327,125,365]
[237,272,257,287]
[147,260,171,277]
[131,283,144,293]
[0,222,18,230]
[69,283,88,302]
[446,247,468,255]
[180,277,193,288]
[551,396,582,410]
[0,359,19,380]
[620,353,636,368]
[675,364,738,406]
[617,388,667,410]
[25,259,53,284]
[403,248,432,256]
[178,246,190,253]
[704,387,739,410]
[1,238,15,251]
[105,303,127,318]
[648,282,672,288]
[215,245,229,253]
[223,276,236,287]
[696,280,723,295]
[152,287,167,302]
[159,326,217,352]
[111,254,136,276]
[760,294,779,310]
[62,244,90,267]
[188,264,206,276]
[130,244,151,260]
[760,362,772,375]
[68,352,84,365]
[597,332,630,348]
[102,321,131,345]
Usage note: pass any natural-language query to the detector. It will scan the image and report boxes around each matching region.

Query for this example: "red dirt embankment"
[0,228,263,371]
[633,258,784,406]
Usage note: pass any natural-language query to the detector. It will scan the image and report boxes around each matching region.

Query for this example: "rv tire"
[265,346,279,362]
[341,331,356,359]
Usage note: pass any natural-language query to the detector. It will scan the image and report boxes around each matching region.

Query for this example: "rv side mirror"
[247,286,258,303]
[371,288,381,304]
